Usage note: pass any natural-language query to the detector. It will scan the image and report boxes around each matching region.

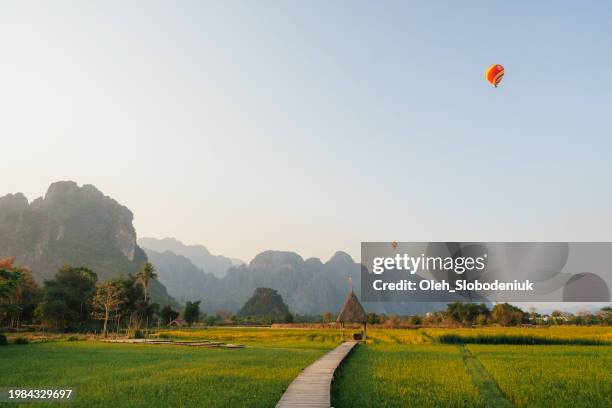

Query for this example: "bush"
[127,327,144,339]
[409,315,423,325]
[14,337,29,345]
[0,333,7,346]
[205,315,218,326]
[67,335,83,342]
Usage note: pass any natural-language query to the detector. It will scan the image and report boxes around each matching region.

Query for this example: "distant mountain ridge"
[144,246,443,316]
[0,181,177,307]
[144,248,219,311]
[138,237,241,278]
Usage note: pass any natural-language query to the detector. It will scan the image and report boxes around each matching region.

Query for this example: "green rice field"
[332,343,487,407]
[470,344,612,407]
[1,326,610,407]
[0,331,336,408]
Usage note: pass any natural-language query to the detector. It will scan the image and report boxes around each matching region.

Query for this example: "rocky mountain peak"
[249,250,304,271]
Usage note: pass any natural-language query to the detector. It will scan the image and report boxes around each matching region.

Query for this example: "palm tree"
[136,262,157,303]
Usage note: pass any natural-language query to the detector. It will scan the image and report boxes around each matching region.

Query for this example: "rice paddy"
[333,326,612,408]
[469,344,612,408]
[1,326,610,407]
[332,343,488,407]
[0,334,333,408]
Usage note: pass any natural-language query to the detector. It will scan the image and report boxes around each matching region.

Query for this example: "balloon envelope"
[485,64,505,87]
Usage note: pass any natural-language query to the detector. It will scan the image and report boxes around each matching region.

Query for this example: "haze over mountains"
[138,237,242,278]
[0,181,442,315]
[142,243,442,315]
[143,247,362,314]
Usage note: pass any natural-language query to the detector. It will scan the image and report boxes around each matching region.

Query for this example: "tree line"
[353,302,612,328]
[2,257,610,335]
[0,258,292,337]
[0,257,189,337]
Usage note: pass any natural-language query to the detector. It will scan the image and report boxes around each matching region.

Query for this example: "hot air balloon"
[485,64,505,87]
[391,241,398,251]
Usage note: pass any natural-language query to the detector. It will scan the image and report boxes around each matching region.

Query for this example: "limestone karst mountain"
[238,287,291,318]
[145,247,443,316]
[0,181,176,307]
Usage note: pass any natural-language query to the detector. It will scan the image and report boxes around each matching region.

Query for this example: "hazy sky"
[2,1,612,262]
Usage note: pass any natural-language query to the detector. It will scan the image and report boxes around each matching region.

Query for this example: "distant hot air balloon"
[391,241,398,251]
[485,64,505,87]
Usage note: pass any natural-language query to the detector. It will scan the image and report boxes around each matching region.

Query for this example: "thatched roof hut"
[337,288,367,341]
[336,290,367,323]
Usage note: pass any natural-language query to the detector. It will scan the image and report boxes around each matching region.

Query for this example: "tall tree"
[92,280,127,337]
[36,266,97,330]
[14,270,40,327]
[183,300,201,325]
[491,303,526,326]
[0,258,24,327]
[161,305,179,325]
[0,258,22,297]
[446,302,490,326]
[366,312,380,325]
[117,274,145,336]
[601,307,612,325]
[136,262,157,303]
[140,301,160,327]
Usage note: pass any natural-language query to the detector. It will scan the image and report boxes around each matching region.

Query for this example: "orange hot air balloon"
[485,64,505,87]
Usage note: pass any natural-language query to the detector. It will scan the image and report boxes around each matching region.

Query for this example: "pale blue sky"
[1,1,611,262]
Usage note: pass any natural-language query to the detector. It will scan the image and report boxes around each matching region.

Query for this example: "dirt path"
[459,345,514,408]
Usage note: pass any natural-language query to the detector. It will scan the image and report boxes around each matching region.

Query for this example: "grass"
[332,343,487,408]
[332,326,612,408]
[0,329,337,408]
[1,326,611,407]
[459,345,513,408]
[469,344,612,408]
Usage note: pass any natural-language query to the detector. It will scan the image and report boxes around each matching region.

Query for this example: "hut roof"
[168,317,187,327]
[336,290,367,323]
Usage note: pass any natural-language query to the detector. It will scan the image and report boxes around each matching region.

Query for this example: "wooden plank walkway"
[276,341,358,408]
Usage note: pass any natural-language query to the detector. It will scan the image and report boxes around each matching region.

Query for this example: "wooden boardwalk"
[276,341,358,408]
